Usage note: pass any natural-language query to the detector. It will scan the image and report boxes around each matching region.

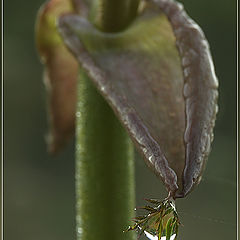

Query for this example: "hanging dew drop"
[125,198,180,239]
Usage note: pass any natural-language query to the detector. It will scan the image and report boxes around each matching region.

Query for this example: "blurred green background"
[4,0,236,239]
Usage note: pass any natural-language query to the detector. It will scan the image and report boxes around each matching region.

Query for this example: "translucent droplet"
[149,155,153,163]
[143,148,147,154]
[76,111,81,117]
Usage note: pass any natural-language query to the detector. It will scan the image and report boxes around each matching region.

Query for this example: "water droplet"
[76,144,81,151]
[143,148,147,154]
[182,55,191,67]
[149,155,154,163]
[183,67,191,78]
[76,111,81,117]
[77,227,83,237]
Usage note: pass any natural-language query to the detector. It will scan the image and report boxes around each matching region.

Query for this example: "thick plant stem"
[76,71,136,240]
[90,0,140,32]
[75,1,139,238]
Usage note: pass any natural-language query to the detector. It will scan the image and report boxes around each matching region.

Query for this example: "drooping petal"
[36,0,79,153]
[58,0,218,197]
[151,0,218,197]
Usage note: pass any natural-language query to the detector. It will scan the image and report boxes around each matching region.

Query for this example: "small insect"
[125,198,180,240]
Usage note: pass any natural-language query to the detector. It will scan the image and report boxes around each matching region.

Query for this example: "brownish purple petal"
[58,0,218,198]
[150,0,218,197]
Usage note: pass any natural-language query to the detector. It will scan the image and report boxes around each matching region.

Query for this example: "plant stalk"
[89,0,140,32]
[75,1,140,239]
[76,71,136,240]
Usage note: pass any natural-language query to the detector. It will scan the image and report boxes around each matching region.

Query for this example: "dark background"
[4,0,237,239]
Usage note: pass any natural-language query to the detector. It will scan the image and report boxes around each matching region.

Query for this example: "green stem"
[89,0,140,32]
[76,71,136,240]
[75,1,140,239]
